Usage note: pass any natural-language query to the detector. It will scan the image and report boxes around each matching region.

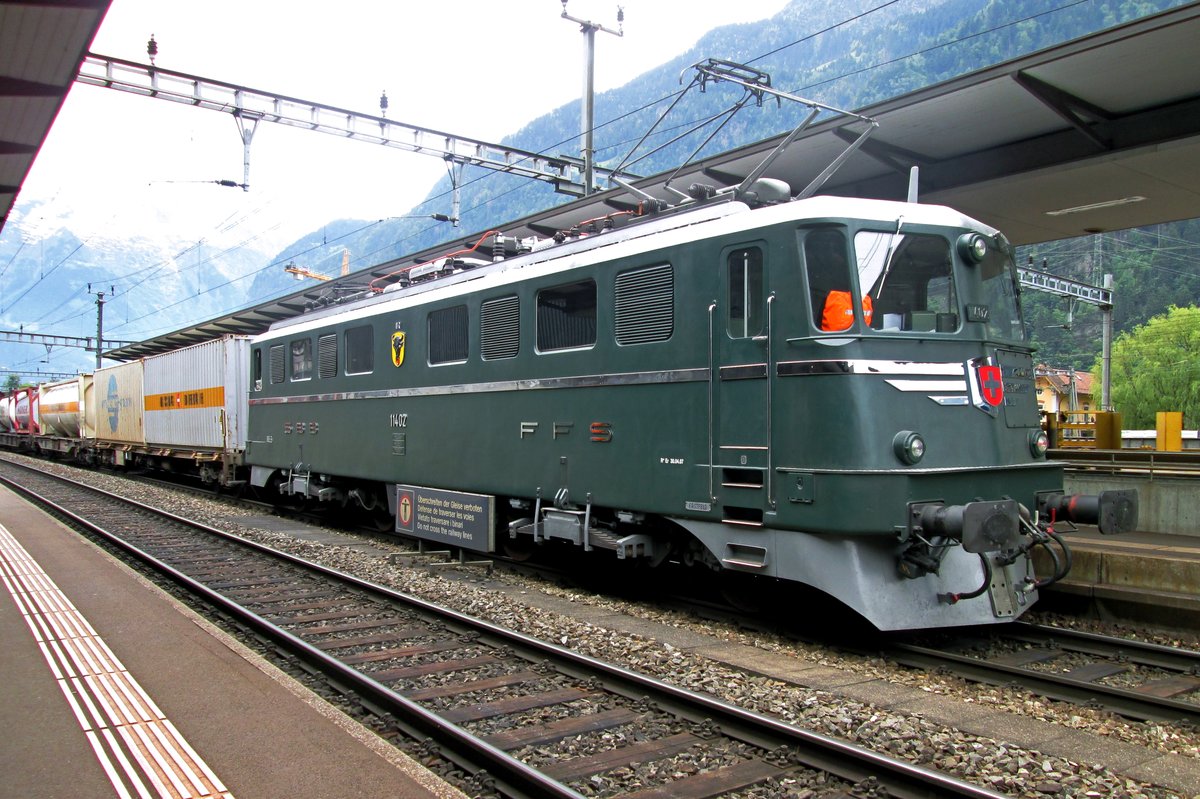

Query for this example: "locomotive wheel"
[372,510,395,532]
[719,570,765,614]
[502,535,537,562]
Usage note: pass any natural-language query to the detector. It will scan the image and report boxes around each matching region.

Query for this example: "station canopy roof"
[0,0,110,234]
[17,2,1200,363]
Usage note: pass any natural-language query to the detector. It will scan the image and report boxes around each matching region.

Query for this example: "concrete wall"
[1065,474,1198,536]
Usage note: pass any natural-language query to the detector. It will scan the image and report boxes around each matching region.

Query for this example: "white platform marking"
[0,524,234,799]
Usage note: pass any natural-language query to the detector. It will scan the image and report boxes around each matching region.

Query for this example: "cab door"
[712,244,773,524]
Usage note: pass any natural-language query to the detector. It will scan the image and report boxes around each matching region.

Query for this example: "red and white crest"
[976,365,1004,406]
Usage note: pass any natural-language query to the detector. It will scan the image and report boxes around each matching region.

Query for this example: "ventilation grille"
[615,264,673,345]
[269,345,285,384]
[318,334,338,379]
[481,295,519,360]
[429,305,468,364]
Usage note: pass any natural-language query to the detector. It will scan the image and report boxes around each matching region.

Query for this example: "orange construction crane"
[284,261,331,281]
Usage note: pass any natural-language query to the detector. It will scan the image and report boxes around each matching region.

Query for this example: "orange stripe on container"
[41,402,81,414]
[144,387,226,412]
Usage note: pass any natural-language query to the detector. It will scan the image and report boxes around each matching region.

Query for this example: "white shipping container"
[91,361,145,444]
[0,395,11,432]
[39,376,87,437]
[143,336,250,451]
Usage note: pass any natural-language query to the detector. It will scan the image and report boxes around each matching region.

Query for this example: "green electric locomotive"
[245,184,1134,631]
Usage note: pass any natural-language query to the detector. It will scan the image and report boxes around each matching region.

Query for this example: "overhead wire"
[432,0,1104,226]
[106,218,384,338]
[790,0,1092,93]
[0,238,90,316]
[192,0,1176,326]
[0,241,24,281]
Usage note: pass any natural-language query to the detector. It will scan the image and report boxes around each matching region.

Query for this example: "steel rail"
[0,459,1004,799]
[1009,621,1200,675]
[887,640,1200,725]
[0,465,586,799]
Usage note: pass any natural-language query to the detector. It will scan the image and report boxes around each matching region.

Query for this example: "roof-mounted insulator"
[639,198,667,215]
[147,35,158,66]
[379,90,388,118]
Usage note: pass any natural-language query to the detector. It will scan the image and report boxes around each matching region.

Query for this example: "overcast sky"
[14,0,791,250]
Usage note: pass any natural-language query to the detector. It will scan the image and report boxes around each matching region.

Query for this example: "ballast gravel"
[14,456,1200,799]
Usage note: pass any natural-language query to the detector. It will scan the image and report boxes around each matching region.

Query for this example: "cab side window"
[290,338,312,381]
[727,247,764,338]
[537,280,596,352]
[252,348,263,391]
[803,229,860,331]
[345,325,374,374]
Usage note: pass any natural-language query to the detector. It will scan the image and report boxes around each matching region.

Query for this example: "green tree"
[3,374,19,392]
[1096,306,1200,428]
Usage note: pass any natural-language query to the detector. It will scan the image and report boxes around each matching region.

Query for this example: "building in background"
[1035,365,1093,418]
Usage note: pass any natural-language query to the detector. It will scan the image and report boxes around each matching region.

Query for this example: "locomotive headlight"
[1029,429,1050,458]
[957,232,989,264]
[893,430,926,465]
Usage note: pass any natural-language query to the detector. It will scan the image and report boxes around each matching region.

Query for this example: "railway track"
[0,459,1004,799]
[893,623,1200,726]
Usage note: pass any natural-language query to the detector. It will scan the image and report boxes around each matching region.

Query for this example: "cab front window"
[856,231,957,333]
[980,245,1026,342]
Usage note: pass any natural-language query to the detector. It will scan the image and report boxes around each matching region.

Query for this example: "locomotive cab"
[706,204,1138,627]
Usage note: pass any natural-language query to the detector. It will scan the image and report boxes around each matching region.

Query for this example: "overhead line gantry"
[76,53,641,212]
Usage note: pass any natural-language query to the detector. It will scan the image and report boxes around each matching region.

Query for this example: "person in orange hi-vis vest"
[821,290,873,331]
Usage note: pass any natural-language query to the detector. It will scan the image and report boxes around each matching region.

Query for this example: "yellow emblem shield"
[391,331,406,367]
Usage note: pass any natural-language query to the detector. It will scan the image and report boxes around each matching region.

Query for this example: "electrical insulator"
[147,35,158,65]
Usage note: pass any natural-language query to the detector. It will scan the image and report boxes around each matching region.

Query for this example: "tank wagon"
[244,188,1135,631]
[33,375,92,457]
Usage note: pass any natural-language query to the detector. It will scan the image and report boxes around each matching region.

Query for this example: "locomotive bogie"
[676,519,1032,629]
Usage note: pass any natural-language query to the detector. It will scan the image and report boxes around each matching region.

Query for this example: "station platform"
[0,486,464,799]
[1037,525,1200,631]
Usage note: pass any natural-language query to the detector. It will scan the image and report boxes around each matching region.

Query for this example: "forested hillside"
[1019,220,1200,371]
[336,0,1186,261]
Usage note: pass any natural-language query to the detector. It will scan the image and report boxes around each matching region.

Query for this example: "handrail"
[1051,448,1200,477]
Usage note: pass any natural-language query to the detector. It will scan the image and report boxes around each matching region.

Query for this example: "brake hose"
[938,553,992,604]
